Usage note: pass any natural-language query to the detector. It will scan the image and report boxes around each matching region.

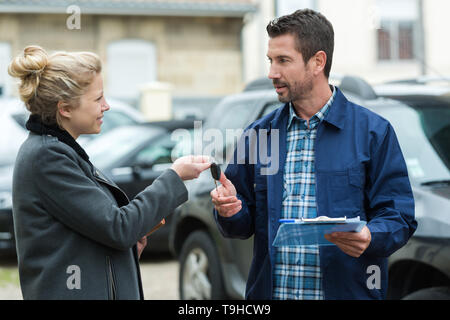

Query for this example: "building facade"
[243,0,450,85]
[0,0,256,105]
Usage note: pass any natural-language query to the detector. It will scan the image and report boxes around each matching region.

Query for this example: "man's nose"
[268,65,280,79]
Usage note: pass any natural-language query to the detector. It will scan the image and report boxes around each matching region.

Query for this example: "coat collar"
[26,114,92,165]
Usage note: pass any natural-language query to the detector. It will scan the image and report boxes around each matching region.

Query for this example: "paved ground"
[0,253,179,300]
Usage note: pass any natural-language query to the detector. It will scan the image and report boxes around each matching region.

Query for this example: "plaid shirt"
[272,87,336,300]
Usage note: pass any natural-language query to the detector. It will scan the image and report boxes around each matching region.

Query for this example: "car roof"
[235,79,410,114]
[106,97,145,122]
[0,96,145,121]
[374,83,450,97]
[139,119,197,131]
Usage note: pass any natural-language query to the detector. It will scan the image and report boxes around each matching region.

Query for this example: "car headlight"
[0,192,12,209]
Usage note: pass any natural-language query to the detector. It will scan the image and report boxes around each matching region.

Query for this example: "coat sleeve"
[364,122,417,257]
[213,129,256,239]
[34,142,188,251]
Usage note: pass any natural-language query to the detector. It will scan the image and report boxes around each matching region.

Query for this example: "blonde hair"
[8,45,102,126]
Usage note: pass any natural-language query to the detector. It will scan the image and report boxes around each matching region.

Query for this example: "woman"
[9,45,210,300]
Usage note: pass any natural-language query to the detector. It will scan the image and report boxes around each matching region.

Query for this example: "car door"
[113,133,177,198]
[224,99,283,282]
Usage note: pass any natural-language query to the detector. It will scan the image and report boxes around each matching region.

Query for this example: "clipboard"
[272,216,366,247]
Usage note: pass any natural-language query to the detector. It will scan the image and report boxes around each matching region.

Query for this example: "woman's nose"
[102,100,110,111]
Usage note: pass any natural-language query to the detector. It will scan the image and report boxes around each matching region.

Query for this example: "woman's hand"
[137,236,147,259]
[170,155,211,180]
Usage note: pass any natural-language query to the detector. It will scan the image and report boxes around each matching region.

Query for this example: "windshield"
[379,99,450,185]
[85,126,163,169]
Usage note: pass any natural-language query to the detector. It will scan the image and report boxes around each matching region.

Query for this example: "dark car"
[85,120,195,253]
[169,76,450,300]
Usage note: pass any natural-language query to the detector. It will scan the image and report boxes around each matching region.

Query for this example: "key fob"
[210,162,221,180]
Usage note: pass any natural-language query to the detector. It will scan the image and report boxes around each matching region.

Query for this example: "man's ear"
[57,101,72,119]
[311,51,327,76]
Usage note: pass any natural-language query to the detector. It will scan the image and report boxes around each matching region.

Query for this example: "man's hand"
[137,236,147,259]
[324,226,371,258]
[210,172,242,218]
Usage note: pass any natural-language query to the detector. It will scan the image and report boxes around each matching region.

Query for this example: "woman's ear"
[57,101,72,119]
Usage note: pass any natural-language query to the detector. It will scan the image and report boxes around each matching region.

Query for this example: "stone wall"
[0,13,244,96]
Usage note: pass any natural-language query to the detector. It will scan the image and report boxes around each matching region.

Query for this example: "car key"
[210,162,221,197]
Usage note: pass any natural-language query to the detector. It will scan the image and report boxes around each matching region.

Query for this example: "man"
[210,9,416,300]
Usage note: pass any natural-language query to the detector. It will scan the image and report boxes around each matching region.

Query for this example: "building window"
[377,20,415,61]
[106,39,157,103]
[276,0,317,17]
[376,0,419,61]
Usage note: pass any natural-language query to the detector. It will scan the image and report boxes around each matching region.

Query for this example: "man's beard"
[274,76,313,103]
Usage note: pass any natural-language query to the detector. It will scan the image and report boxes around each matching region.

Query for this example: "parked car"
[0,96,145,166]
[85,120,196,253]
[0,98,29,168]
[169,76,450,300]
[0,97,146,256]
[374,78,450,299]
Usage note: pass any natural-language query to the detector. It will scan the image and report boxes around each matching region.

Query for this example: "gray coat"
[12,132,188,300]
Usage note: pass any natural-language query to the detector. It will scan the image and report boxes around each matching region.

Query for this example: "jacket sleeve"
[364,122,417,257]
[214,130,256,239]
[34,142,188,251]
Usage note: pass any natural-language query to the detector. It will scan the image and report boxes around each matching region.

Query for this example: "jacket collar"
[270,86,348,131]
[26,114,92,165]
[322,86,347,130]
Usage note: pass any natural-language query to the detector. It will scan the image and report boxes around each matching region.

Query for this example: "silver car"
[170,76,450,300]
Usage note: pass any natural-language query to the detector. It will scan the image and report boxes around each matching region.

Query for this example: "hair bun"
[8,45,49,103]
[9,45,48,79]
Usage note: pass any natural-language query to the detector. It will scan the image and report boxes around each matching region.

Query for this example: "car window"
[173,95,280,164]
[259,101,284,118]
[86,126,162,169]
[205,101,255,132]
[133,133,176,166]
[378,105,450,184]
[100,111,138,133]
[415,105,450,171]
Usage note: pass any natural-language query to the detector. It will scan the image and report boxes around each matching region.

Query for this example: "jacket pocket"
[106,256,117,300]
[324,165,365,216]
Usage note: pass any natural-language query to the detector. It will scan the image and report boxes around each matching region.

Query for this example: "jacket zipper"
[106,256,117,300]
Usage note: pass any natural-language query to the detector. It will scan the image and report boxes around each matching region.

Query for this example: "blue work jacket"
[214,87,417,300]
